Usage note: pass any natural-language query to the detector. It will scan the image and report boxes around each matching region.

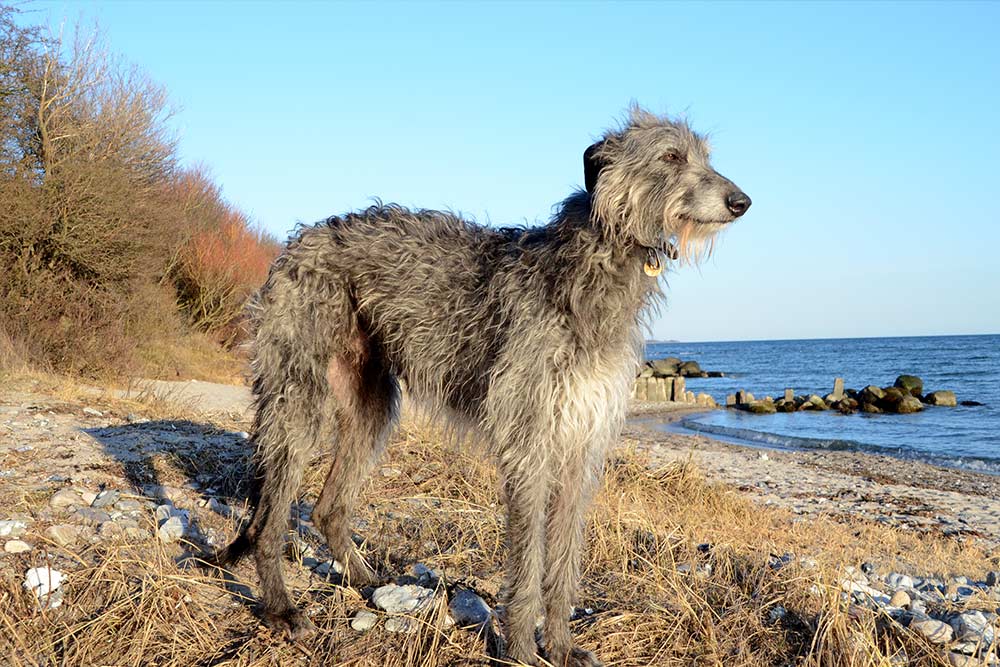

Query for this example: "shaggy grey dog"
[212,107,750,666]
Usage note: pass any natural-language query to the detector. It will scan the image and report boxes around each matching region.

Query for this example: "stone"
[784,388,795,402]
[448,588,492,630]
[745,400,777,414]
[351,609,378,632]
[24,566,64,608]
[832,377,845,401]
[861,402,883,414]
[725,394,737,407]
[633,378,648,401]
[157,516,185,543]
[678,360,702,377]
[671,376,686,402]
[650,358,681,376]
[80,490,98,506]
[4,539,31,553]
[684,390,695,403]
[987,571,999,587]
[736,390,753,405]
[775,398,797,412]
[887,573,915,589]
[860,385,886,404]
[0,519,28,538]
[896,395,924,414]
[384,616,417,633]
[637,365,654,379]
[894,375,924,397]
[114,499,144,512]
[910,619,953,643]
[706,371,726,377]
[924,390,957,407]
[695,393,716,408]
[800,395,827,411]
[91,489,121,508]
[961,400,985,407]
[889,590,911,608]
[50,488,83,509]
[73,507,111,526]
[647,377,667,402]
[372,584,436,615]
[82,407,104,417]
[951,610,994,645]
[46,524,85,546]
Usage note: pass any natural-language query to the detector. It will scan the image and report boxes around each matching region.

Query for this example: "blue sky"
[23,1,1000,341]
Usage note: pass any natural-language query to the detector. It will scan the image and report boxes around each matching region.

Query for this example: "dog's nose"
[726,191,751,217]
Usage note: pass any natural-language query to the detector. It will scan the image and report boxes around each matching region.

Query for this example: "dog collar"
[642,242,678,277]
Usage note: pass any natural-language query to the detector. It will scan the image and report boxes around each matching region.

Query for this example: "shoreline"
[625,401,1000,546]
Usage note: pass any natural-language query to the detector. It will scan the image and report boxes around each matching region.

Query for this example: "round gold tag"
[643,260,663,277]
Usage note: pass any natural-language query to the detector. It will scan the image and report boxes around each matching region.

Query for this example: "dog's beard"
[665,218,726,265]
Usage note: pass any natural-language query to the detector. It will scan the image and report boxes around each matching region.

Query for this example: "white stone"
[80,490,98,506]
[384,616,417,633]
[887,573,915,590]
[157,516,185,543]
[372,583,435,615]
[350,610,378,632]
[83,407,103,417]
[4,539,31,553]
[24,566,64,598]
[951,610,994,645]
[0,519,28,538]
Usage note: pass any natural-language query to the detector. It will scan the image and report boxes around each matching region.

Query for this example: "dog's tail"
[205,224,345,571]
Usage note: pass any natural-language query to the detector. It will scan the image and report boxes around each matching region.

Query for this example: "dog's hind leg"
[312,344,399,587]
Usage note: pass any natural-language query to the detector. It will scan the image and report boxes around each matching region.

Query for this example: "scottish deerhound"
[212,107,750,666]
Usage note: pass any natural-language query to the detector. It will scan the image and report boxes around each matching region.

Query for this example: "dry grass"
[1,402,992,667]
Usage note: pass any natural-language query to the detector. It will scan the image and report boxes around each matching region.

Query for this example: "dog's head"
[585,107,750,262]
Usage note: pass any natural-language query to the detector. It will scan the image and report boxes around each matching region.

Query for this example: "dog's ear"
[583,140,606,194]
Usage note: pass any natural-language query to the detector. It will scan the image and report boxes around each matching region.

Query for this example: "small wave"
[678,418,1000,475]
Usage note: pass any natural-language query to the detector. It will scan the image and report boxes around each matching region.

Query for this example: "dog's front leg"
[541,445,605,667]
[498,452,550,665]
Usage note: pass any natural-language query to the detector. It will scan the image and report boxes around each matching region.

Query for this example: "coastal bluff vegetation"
[0,7,278,380]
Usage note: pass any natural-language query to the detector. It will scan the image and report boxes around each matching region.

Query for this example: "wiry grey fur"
[211,107,750,666]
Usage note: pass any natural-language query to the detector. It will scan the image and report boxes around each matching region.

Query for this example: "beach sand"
[627,401,1000,547]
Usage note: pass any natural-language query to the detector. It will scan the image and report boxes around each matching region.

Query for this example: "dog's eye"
[661,151,685,163]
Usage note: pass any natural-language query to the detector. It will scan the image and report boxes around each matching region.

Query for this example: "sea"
[644,334,1000,475]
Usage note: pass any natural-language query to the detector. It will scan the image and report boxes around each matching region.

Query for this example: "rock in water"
[784,388,795,402]
[894,375,924,397]
[678,360,702,377]
[832,377,845,401]
[924,390,957,407]
[860,385,886,404]
[896,395,924,414]
[650,358,681,376]
[746,400,777,414]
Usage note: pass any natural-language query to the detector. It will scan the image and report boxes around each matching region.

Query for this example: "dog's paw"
[545,646,604,667]
[262,609,316,641]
